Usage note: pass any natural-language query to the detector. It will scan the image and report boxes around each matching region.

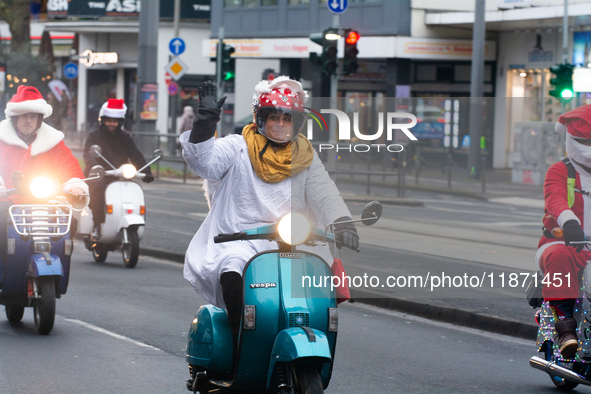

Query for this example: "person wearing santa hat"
[0,85,89,266]
[83,98,154,239]
[537,103,591,359]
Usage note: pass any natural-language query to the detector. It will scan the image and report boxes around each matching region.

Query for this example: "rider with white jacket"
[180,77,358,346]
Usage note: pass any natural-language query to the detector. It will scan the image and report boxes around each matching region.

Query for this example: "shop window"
[261,0,278,4]
[415,65,437,82]
[454,65,471,82]
[289,0,310,4]
[224,0,242,7]
[243,0,258,6]
[436,66,453,82]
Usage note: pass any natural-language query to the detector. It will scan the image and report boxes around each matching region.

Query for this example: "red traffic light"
[346,31,359,45]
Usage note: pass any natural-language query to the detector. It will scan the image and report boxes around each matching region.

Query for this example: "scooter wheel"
[544,340,579,390]
[5,306,25,322]
[93,244,108,263]
[122,227,140,269]
[294,364,323,394]
[34,278,56,335]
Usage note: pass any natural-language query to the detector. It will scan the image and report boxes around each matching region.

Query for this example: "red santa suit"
[538,104,591,300]
[0,86,88,201]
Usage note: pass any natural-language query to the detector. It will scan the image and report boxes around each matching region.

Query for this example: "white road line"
[489,197,545,209]
[65,319,163,351]
[348,303,534,346]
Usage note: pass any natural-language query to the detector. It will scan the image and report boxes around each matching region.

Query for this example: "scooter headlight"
[30,177,56,199]
[120,164,137,179]
[278,213,311,245]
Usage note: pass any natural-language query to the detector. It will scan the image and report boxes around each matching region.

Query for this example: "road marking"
[486,221,540,227]
[347,303,533,346]
[65,319,162,351]
[489,197,544,209]
[425,204,538,219]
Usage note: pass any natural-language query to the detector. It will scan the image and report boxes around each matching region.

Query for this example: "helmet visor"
[256,107,306,143]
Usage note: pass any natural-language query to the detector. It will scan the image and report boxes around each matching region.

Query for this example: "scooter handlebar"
[214,232,248,243]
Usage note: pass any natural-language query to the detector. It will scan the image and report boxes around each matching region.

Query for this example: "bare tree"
[0,0,34,55]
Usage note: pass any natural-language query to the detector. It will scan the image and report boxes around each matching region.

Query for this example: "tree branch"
[0,1,14,23]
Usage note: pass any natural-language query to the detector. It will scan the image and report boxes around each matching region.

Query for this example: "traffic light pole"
[563,0,568,64]
[217,27,223,101]
[327,15,340,181]
[168,0,180,155]
[467,0,485,179]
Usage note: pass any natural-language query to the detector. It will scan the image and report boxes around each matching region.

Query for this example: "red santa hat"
[5,85,53,119]
[99,99,127,119]
[555,104,591,138]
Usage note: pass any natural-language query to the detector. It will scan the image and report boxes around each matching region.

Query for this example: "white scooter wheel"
[122,227,140,268]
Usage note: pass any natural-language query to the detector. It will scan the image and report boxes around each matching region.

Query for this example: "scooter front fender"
[118,214,144,230]
[27,254,63,277]
[267,328,331,388]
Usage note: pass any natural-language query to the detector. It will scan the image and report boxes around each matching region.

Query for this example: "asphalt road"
[0,245,565,394]
[140,179,543,325]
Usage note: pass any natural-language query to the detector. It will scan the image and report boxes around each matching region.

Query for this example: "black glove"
[142,174,155,183]
[334,216,359,251]
[563,219,586,252]
[189,81,227,144]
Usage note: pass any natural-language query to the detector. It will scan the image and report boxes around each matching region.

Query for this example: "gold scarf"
[243,123,314,183]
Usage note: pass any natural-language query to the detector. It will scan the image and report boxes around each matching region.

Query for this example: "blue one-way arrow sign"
[169,38,186,56]
[328,0,348,13]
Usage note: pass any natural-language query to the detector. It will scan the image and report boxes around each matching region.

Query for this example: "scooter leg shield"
[27,254,64,277]
[186,305,233,374]
[266,328,332,389]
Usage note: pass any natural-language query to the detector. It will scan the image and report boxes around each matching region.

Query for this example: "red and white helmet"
[98,99,127,120]
[252,76,307,143]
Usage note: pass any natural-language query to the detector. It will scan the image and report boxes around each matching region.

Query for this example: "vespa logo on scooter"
[250,282,277,289]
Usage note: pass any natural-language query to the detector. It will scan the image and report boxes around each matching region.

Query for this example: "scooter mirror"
[90,145,102,159]
[88,165,105,180]
[153,149,163,159]
[361,201,382,226]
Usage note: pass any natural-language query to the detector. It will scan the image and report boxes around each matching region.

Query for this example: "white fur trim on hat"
[99,101,127,119]
[253,75,308,103]
[555,121,567,134]
[5,99,53,119]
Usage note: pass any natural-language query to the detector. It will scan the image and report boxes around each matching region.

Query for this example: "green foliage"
[2,51,54,94]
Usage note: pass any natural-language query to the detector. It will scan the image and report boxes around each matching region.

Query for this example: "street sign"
[63,62,78,79]
[327,0,348,14]
[169,37,186,56]
[165,56,189,81]
[168,81,179,96]
[164,72,172,86]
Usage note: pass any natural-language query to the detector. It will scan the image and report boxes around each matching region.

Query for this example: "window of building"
[243,0,259,7]
[289,0,310,5]
[261,0,278,5]
[224,0,242,7]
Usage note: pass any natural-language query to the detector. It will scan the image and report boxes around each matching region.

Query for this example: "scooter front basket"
[9,204,72,237]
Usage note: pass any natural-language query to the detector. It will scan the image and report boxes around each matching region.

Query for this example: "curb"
[139,247,537,340]
[349,289,537,340]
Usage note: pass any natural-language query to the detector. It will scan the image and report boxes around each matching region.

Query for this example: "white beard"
[566,133,591,169]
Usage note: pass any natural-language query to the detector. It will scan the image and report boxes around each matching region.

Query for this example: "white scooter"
[78,145,162,268]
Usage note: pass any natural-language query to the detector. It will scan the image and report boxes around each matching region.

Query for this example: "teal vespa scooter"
[185,202,382,394]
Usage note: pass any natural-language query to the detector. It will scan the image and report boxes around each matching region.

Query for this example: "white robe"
[180,132,352,307]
